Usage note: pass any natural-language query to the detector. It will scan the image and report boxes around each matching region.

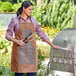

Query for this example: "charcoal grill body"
[47,28,76,76]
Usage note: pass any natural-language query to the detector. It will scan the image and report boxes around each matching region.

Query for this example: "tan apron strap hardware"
[18,16,33,24]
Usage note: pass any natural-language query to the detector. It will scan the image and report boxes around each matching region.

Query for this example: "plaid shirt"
[5,15,49,42]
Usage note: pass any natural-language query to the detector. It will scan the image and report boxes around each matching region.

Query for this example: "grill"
[46,28,76,76]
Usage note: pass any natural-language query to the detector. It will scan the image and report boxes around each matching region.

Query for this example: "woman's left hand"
[52,45,61,50]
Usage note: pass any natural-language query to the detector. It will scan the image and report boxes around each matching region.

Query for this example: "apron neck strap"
[30,17,32,23]
[18,16,32,23]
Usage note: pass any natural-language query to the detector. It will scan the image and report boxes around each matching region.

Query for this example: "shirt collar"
[17,15,31,21]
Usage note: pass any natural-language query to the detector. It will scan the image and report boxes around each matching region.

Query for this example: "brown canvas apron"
[11,17,38,73]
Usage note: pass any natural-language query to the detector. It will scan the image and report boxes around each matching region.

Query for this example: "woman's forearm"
[44,39,54,47]
[45,39,60,50]
[10,37,25,46]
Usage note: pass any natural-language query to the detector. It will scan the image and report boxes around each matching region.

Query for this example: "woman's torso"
[13,15,36,35]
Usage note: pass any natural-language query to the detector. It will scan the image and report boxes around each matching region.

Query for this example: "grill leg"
[74,44,76,76]
[51,71,54,76]
[46,60,54,76]
[46,61,51,76]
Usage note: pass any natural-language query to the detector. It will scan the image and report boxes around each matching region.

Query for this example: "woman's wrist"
[10,37,18,43]
[45,39,54,47]
[50,43,54,47]
[14,39,19,43]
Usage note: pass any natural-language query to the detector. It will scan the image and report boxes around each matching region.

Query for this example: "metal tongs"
[23,32,38,43]
[60,47,70,51]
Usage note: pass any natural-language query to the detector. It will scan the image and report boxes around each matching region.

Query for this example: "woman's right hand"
[16,40,25,46]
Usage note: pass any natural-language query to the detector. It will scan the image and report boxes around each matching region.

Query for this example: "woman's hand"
[16,40,25,46]
[44,39,60,50]
[8,37,25,46]
[52,45,60,50]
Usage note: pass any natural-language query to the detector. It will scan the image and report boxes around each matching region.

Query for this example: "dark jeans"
[15,72,36,76]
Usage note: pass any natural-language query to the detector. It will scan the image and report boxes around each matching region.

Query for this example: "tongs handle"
[60,47,70,51]
[27,32,37,39]
[23,38,27,42]
[23,32,37,43]
[29,37,39,43]
[24,37,39,43]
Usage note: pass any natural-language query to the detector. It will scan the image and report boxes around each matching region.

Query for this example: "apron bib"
[11,17,38,73]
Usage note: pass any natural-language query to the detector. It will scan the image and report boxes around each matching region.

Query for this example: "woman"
[5,1,60,76]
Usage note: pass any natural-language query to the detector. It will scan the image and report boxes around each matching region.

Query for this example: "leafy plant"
[0,66,14,76]
[37,48,45,69]
[31,6,41,24]
[37,48,48,76]
[12,3,21,12]
[42,26,60,39]
[0,37,12,52]
[41,0,76,30]
[0,2,13,12]
[0,30,12,67]
[0,1,2,7]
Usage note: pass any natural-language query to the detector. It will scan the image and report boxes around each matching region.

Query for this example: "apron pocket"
[18,42,35,64]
